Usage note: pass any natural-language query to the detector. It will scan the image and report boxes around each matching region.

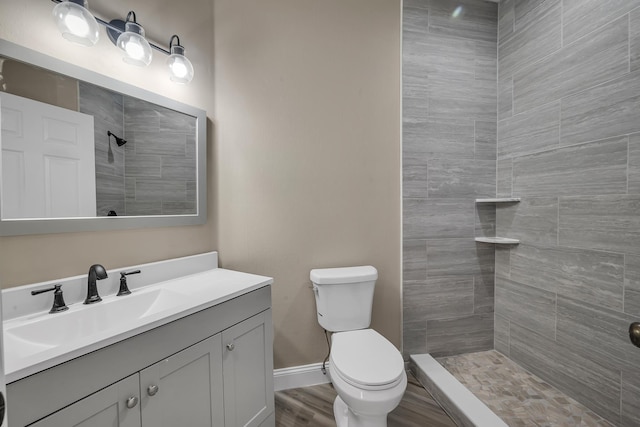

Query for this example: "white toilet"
[310,266,407,427]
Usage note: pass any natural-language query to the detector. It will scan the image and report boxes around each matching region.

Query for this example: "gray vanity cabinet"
[222,311,275,427]
[139,334,225,426]
[29,374,141,427]
[8,286,275,427]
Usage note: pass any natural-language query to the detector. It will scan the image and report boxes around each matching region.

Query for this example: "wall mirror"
[0,40,206,236]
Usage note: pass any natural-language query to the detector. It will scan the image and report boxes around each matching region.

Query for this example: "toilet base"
[333,395,389,427]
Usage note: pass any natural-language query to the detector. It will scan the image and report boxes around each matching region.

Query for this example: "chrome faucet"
[84,264,108,304]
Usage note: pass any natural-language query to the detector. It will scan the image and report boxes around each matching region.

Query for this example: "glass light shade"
[116,21,152,67]
[52,0,99,47]
[166,45,194,84]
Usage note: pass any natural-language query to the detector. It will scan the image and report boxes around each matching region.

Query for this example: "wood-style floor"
[274,372,457,427]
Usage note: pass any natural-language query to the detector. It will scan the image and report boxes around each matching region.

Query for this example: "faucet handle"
[31,284,69,314]
[117,270,141,296]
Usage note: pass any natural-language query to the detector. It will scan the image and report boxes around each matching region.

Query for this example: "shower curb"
[410,354,508,427]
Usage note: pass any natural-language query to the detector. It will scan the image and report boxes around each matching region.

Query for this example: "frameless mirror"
[0,40,206,236]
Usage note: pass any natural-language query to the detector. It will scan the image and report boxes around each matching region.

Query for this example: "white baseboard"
[273,362,331,391]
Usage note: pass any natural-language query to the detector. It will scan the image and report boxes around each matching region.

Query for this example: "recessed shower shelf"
[475,237,520,245]
[475,198,521,203]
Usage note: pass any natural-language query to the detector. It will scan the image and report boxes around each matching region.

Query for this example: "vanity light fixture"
[52,0,100,47]
[115,11,152,67]
[167,35,194,84]
[50,0,195,83]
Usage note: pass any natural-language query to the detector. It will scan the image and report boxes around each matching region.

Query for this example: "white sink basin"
[3,268,272,383]
[4,289,189,354]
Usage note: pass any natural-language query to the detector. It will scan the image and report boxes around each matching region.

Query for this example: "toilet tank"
[310,266,378,332]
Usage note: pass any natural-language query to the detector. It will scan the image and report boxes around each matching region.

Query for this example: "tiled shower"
[79,83,197,217]
[402,0,640,425]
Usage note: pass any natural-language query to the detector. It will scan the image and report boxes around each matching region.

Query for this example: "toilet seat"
[330,329,404,391]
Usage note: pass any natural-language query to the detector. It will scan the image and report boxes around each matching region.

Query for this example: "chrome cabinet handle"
[226,343,235,351]
[147,384,159,396]
[126,396,139,409]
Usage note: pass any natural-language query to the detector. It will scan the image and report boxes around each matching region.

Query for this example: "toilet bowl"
[310,266,407,427]
[329,329,407,427]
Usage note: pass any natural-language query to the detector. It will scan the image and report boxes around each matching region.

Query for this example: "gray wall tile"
[514,0,551,27]
[512,136,628,197]
[559,195,640,255]
[474,271,495,314]
[428,88,496,122]
[510,244,624,311]
[496,197,558,246]
[513,17,629,114]
[498,0,514,45]
[497,101,560,158]
[428,0,497,43]
[404,199,474,239]
[427,159,496,198]
[162,157,197,181]
[625,255,640,315]
[494,314,509,355]
[404,239,428,281]
[499,0,561,79]
[95,173,124,200]
[404,277,474,321]
[124,155,161,178]
[475,203,496,238]
[403,165,429,198]
[556,296,640,373]
[627,133,640,194]
[561,71,640,145]
[498,75,513,121]
[495,277,556,338]
[403,119,475,164]
[496,158,512,197]
[124,201,162,216]
[426,313,494,357]
[509,323,621,422]
[495,1,640,422]
[134,179,187,202]
[403,0,497,358]
[563,0,639,45]
[426,238,495,277]
[621,369,640,427]
[495,246,511,279]
[632,7,640,72]
[403,319,427,358]
[475,120,497,160]
[162,201,196,215]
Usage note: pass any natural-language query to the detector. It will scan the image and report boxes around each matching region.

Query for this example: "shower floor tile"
[437,350,615,427]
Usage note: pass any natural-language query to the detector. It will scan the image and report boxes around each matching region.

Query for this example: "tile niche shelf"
[475,197,521,245]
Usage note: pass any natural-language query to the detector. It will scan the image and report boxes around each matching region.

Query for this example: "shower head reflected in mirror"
[107,130,127,146]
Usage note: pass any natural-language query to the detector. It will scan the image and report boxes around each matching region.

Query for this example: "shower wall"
[81,83,197,217]
[495,0,640,425]
[402,0,498,357]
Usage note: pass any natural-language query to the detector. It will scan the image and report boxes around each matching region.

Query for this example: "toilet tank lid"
[310,266,378,285]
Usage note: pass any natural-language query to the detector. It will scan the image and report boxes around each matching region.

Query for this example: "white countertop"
[4,267,273,383]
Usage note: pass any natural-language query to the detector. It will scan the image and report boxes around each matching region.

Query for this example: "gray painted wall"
[402,0,498,358]
[495,0,640,425]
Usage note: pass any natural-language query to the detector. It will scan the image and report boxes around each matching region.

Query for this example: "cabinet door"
[139,334,224,427]
[29,374,141,427]
[222,310,274,427]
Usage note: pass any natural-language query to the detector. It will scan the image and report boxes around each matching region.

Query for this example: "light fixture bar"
[50,0,170,55]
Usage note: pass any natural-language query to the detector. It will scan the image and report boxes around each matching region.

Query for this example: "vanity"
[3,252,275,427]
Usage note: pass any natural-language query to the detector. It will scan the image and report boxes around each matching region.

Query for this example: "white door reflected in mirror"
[0,92,96,219]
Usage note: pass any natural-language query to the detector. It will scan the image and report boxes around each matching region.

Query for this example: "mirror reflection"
[0,56,197,220]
